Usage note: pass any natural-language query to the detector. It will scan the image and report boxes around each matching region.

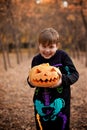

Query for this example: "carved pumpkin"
[29,63,61,87]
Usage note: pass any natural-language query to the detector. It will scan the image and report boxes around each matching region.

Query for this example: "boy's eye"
[42,45,46,48]
[49,45,54,48]
[50,46,53,48]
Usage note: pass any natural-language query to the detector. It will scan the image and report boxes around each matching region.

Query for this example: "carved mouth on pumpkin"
[33,77,58,83]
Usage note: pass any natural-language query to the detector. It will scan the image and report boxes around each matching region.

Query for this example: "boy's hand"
[49,72,62,88]
[27,76,34,86]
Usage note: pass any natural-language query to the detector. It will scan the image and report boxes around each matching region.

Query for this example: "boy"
[27,27,79,130]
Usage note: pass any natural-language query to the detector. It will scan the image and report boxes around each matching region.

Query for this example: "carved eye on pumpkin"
[29,63,61,87]
[51,68,56,72]
[36,69,41,73]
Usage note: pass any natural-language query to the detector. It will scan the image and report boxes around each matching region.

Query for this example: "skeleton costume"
[27,50,79,130]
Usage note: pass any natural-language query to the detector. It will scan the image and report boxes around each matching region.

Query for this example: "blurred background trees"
[0,0,87,70]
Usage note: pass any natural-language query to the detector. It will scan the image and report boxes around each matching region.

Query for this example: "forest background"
[0,0,87,70]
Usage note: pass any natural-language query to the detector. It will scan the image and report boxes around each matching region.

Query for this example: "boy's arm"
[27,76,35,88]
[61,52,79,87]
[62,71,79,87]
[27,56,39,88]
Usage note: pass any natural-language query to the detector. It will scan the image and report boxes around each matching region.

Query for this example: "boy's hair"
[38,28,59,45]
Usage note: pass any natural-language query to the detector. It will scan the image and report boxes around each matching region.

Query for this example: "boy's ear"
[57,42,61,49]
[56,44,59,49]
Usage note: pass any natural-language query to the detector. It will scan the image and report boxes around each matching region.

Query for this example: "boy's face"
[39,43,58,59]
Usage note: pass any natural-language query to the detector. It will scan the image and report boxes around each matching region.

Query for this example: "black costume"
[27,50,79,130]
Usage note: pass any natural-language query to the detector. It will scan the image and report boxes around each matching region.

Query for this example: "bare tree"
[0,37,7,70]
[78,0,87,66]
[5,0,20,64]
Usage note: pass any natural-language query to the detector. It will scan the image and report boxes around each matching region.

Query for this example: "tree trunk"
[14,41,20,64]
[6,44,11,67]
[85,42,87,67]
[80,1,87,67]
[0,41,7,70]
[6,0,20,64]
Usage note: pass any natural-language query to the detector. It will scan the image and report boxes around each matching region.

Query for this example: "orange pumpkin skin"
[29,63,61,87]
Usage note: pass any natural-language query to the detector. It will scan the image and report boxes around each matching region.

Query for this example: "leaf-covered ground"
[0,53,87,130]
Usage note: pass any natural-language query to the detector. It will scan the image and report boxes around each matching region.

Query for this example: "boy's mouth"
[43,52,52,57]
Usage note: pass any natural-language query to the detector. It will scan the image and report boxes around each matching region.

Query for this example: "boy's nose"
[45,48,50,52]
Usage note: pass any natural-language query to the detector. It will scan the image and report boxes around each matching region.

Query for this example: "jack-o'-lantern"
[28,63,61,87]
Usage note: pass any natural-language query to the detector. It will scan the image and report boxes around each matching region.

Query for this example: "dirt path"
[0,56,87,130]
[70,59,87,130]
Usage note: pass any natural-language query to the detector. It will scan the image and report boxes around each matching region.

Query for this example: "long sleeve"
[27,76,35,88]
[61,52,79,87]
[27,55,41,88]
